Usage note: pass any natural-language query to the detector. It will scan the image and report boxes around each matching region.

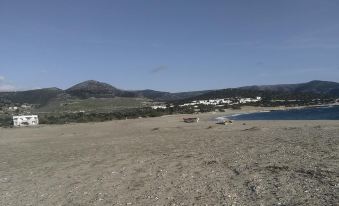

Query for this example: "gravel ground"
[0,111,338,206]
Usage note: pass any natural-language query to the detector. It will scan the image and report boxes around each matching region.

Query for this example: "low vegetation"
[36,97,150,113]
[37,106,192,125]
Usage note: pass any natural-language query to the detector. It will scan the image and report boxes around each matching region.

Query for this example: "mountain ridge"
[1,80,338,106]
[239,80,339,95]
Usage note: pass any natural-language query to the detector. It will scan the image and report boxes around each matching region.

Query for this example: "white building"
[239,97,262,104]
[151,105,167,109]
[8,106,18,111]
[21,104,31,109]
[179,96,262,107]
[13,115,39,127]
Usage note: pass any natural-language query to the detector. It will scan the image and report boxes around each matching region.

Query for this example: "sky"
[1,0,339,92]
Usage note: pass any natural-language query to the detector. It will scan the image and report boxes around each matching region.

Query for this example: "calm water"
[228,105,339,120]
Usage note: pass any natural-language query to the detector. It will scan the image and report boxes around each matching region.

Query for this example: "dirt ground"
[0,111,338,206]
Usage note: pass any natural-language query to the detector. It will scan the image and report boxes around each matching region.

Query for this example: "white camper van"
[13,115,39,127]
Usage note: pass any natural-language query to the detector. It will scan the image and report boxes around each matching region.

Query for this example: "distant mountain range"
[240,80,339,96]
[185,80,339,102]
[66,80,210,101]
[1,80,338,106]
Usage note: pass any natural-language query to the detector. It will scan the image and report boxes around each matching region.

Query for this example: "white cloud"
[0,76,16,92]
[0,84,16,92]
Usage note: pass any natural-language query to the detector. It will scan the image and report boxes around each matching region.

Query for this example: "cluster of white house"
[7,104,31,111]
[151,105,168,109]
[179,97,262,107]
[150,97,262,109]
[12,115,39,127]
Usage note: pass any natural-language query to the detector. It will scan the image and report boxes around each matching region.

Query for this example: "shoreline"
[217,104,339,121]
[1,104,338,129]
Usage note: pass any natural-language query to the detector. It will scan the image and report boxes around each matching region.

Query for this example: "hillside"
[175,80,339,103]
[66,80,137,98]
[36,97,150,113]
[1,80,338,108]
[180,88,331,104]
[0,80,210,109]
[134,89,211,101]
[0,87,64,106]
[65,80,211,101]
[240,80,339,96]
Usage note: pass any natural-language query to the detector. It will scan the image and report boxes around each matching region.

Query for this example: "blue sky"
[0,0,339,92]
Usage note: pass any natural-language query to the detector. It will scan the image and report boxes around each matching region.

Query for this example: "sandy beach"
[0,108,338,206]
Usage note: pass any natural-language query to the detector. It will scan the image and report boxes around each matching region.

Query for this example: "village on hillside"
[151,97,262,109]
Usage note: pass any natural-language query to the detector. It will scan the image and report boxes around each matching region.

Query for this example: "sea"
[226,105,339,120]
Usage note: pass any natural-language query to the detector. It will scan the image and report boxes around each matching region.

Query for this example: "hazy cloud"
[0,76,16,91]
[150,65,168,74]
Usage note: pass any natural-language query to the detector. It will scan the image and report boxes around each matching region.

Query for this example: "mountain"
[0,87,64,105]
[66,80,137,98]
[177,80,339,103]
[0,80,209,106]
[65,80,211,101]
[240,80,339,95]
[1,80,338,107]
[134,89,211,101]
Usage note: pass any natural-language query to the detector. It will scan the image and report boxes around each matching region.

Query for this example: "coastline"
[216,104,339,120]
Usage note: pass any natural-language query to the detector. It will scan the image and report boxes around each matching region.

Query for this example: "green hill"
[0,87,63,106]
